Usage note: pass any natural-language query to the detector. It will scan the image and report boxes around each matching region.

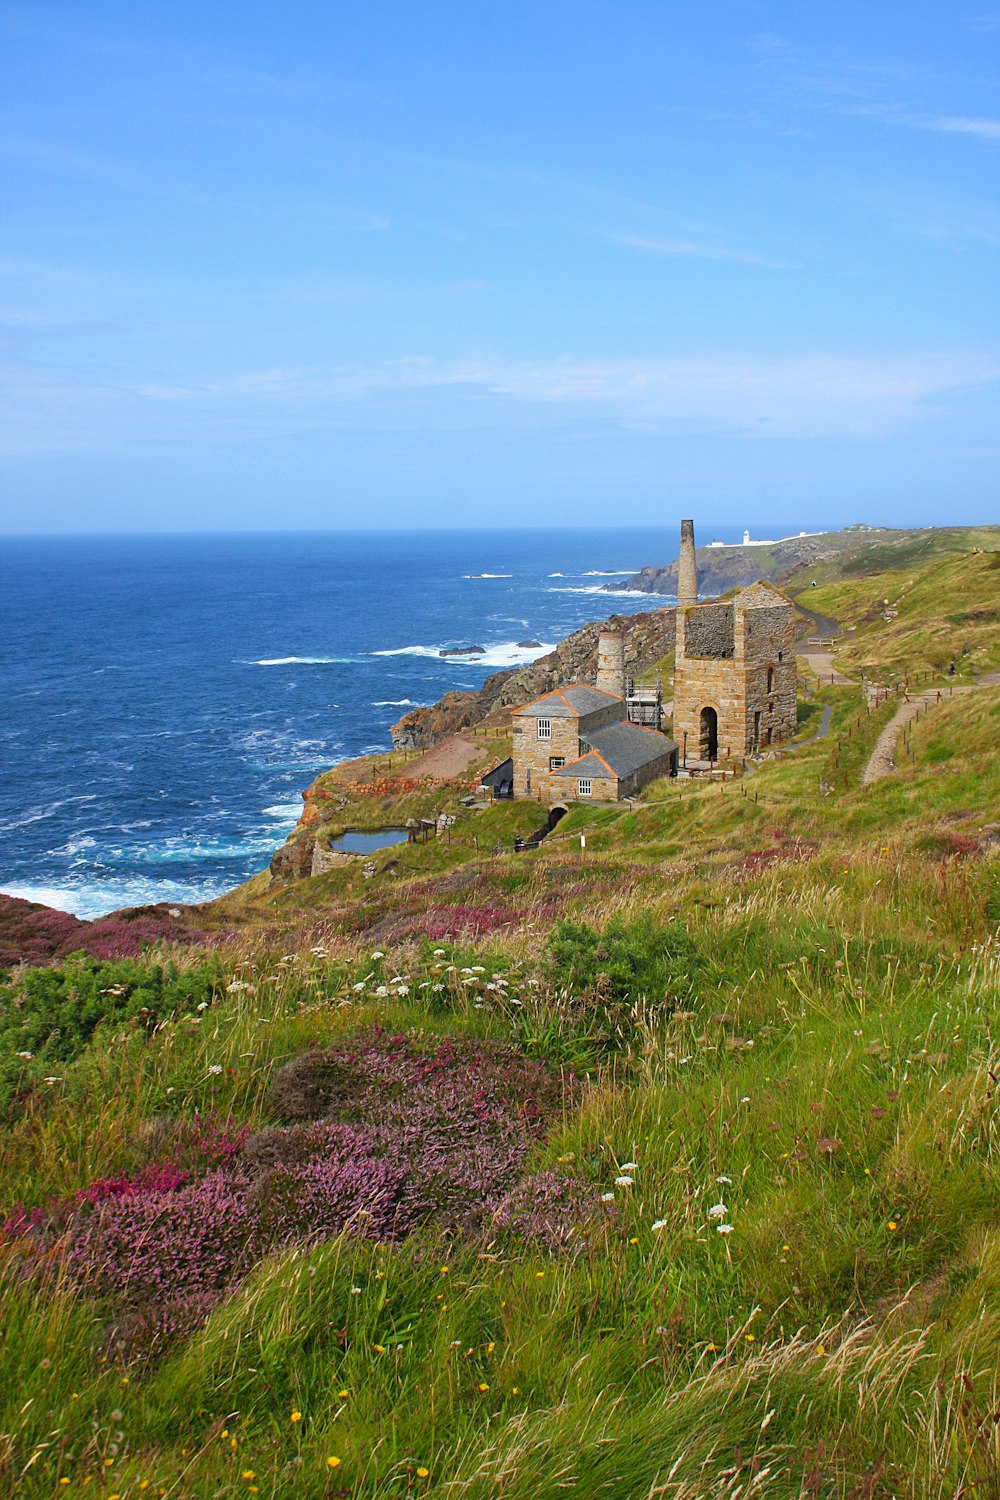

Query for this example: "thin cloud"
[2,349,996,454]
[612,233,795,269]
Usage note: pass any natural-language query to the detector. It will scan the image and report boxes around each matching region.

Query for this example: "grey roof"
[513,682,622,718]
[552,721,677,780]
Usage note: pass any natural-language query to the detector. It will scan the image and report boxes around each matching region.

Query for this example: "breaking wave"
[373,641,554,668]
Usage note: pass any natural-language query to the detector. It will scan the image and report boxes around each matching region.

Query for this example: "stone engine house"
[672,580,797,763]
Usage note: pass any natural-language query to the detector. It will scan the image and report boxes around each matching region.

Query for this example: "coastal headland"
[2,525,1000,1498]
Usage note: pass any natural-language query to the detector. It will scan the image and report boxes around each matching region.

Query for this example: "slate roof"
[512,682,622,718]
[552,720,677,780]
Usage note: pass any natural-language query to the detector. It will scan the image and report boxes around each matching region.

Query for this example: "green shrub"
[544,914,700,1008]
[0,956,228,1117]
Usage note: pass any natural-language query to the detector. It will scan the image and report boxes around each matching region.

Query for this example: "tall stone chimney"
[596,628,626,698]
[677,518,698,608]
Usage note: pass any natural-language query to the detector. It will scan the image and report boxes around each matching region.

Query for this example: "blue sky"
[1,2,998,533]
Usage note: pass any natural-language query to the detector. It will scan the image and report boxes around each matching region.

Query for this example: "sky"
[1,1,998,534]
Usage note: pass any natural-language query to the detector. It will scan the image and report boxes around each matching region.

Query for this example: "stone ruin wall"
[738,603,797,746]
[682,603,734,659]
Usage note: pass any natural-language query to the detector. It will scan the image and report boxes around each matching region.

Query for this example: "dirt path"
[862,687,976,785]
[792,600,855,685]
[398,733,489,781]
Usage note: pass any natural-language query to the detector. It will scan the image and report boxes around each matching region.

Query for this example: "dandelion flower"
[338,1389,349,1399]
[327,1456,341,1469]
[478,1382,490,1391]
[417,1468,430,1479]
[291,1410,302,1423]
[888,1220,898,1231]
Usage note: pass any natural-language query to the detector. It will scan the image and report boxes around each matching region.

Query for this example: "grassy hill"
[1,546,999,1498]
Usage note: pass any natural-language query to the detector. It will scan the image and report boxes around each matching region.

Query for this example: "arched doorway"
[699,706,718,760]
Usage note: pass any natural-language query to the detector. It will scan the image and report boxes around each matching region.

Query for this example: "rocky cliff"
[391,607,676,752]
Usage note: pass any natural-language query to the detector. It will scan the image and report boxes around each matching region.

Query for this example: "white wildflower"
[374,985,389,998]
[716,1175,732,1184]
[600,1192,615,1203]
[707,1202,728,1220]
[716,1223,735,1235]
[197,1001,209,1011]
[15,1051,33,1060]
[371,950,385,960]
[433,948,446,956]
[208,1064,223,1076]
[353,982,366,992]
[615,1176,634,1188]
[651,1219,668,1231]
[620,1162,638,1172]
[431,983,445,993]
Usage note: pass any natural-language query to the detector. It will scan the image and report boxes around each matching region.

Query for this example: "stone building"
[511,683,677,803]
[672,579,797,763]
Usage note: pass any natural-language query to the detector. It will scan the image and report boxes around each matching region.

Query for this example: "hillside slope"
[1,547,999,1499]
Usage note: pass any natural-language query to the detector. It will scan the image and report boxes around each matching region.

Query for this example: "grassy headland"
[1,537,999,1498]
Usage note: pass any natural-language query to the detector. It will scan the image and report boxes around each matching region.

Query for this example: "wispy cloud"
[851,103,1000,143]
[2,349,995,454]
[611,233,794,269]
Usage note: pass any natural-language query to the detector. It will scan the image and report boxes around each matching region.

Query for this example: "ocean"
[0,527,695,918]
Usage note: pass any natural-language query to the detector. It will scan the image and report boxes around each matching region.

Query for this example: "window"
[537,718,552,740]
[766,665,774,694]
[578,778,592,797]
[549,756,565,770]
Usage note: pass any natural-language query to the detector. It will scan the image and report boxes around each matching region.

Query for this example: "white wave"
[372,699,417,707]
[581,569,639,576]
[463,572,513,579]
[263,802,303,820]
[247,656,343,666]
[0,877,232,922]
[0,794,98,834]
[374,641,554,668]
[547,585,660,598]
[548,571,565,577]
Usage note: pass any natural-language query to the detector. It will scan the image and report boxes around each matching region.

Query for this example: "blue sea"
[0,527,696,918]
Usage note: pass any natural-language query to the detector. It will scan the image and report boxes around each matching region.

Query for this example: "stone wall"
[554,771,618,803]
[512,715,581,801]
[681,603,734,658]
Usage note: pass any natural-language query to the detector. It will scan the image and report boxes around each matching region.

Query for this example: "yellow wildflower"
[291,1410,302,1423]
[478,1382,490,1392]
[327,1456,341,1469]
[417,1467,430,1478]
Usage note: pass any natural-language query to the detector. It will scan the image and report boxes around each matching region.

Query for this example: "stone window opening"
[578,778,593,797]
[766,665,774,694]
[537,718,552,740]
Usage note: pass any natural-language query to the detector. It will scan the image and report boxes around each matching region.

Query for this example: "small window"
[766,665,774,693]
[549,756,565,770]
[578,778,592,797]
[537,718,552,740]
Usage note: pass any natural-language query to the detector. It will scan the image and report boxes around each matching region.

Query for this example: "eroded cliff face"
[391,608,676,752]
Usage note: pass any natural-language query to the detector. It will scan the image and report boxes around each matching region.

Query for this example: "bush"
[544,914,700,1009]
